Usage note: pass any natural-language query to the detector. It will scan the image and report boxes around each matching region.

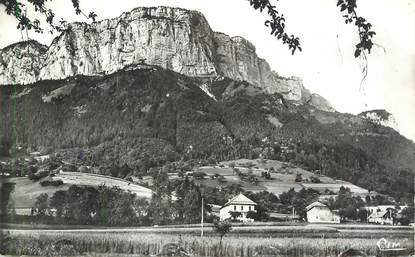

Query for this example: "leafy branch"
[0,0,97,34]
[337,0,376,58]
[249,0,301,55]
[249,0,377,59]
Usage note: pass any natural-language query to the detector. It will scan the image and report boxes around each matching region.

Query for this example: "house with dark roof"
[306,201,340,223]
[219,193,257,222]
[367,210,393,225]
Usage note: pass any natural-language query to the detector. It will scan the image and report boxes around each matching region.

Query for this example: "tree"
[327,187,365,222]
[0,0,97,34]
[0,138,11,157]
[0,182,15,223]
[246,210,257,220]
[49,190,67,219]
[213,220,232,256]
[193,171,206,180]
[295,173,303,182]
[33,193,49,218]
[229,211,242,221]
[310,175,321,183]
[148,194,175,225]
[183,188,203,224]
[248,0,376,58]
[278,188,320,221]
[398,206,415,225]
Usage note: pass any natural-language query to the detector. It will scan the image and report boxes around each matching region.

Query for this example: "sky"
[0,0,414,141]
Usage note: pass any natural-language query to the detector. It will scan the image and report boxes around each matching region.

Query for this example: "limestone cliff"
[359,110,399,132]
[0,40,47,84]
[0,6,332,111]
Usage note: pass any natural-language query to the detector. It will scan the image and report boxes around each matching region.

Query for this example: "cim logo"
[376,238,403,250]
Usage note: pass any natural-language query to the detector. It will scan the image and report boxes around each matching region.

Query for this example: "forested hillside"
[0,66,414,203]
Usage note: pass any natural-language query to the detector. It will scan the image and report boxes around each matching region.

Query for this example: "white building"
[364,206,406,225]
[219,193,257,222]
[363,205,406,215]
[306,201,340,223]
[367,210,394,225]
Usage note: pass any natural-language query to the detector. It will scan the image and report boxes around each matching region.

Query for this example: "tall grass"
[3,230,414,257]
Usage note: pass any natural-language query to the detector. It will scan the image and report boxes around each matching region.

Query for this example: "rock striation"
[0,6,333,110]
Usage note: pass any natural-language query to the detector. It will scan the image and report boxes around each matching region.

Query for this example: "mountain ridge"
[0,6,333,112]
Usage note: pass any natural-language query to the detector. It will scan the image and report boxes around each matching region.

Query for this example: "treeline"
[32,185,149,226]
[29,173,214,226]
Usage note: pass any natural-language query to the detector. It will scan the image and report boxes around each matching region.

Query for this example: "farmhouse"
[220,193,257,222]
[363,205,407,214]
[306,201,340,223]
[364,205,406,225]
[367,209,394,225]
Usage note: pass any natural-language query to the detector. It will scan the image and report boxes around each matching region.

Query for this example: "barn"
[306,201,340,223]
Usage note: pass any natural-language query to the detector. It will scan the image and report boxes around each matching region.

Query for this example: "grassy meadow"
[2,226,414,257]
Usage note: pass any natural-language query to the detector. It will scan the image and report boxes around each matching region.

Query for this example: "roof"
[208,204,222,213]
[368,210,388,219]
[224,193,257,207]
[306,201,328,211]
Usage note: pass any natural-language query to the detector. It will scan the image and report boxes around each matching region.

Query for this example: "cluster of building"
[214,193,407,225]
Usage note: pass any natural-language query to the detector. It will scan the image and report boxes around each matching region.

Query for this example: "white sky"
[1,0,414,141]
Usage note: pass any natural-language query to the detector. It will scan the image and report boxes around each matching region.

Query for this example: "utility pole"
[201,196,204,238]
[292,206,295,220]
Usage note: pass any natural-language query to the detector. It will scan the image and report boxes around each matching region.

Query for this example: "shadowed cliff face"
[0,6,333,111]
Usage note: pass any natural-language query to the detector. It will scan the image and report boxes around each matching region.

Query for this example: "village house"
[363,205,407,215]
[306,201,340,223]
[219,193,257,222]
[364,205,407,225]
[367,209,394,225]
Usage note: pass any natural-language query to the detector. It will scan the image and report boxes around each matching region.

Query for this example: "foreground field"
[2,225,414,257]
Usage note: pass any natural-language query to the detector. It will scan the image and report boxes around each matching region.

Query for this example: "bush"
[40,180,64,187]
[310,176,321,183]
[295,173,303,182]
[30,169,50,181]
[193,171,206,179]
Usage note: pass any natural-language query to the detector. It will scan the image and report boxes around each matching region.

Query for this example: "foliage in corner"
[248,0,301,55]
[0,0,97,34]
[249,0,376,58]
[336,0,376,58]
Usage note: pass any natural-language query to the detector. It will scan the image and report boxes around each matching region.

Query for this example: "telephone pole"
[201,196,204,238]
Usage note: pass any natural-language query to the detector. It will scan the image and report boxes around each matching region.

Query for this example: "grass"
[3,229,414,257]
[55,172,152,198]
[5,172,152,212]
[197,159,368,195]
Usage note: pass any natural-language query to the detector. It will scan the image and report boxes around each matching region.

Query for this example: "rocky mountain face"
[359,110,399,132]
[0,40,47,85]
[0,6,332,111]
